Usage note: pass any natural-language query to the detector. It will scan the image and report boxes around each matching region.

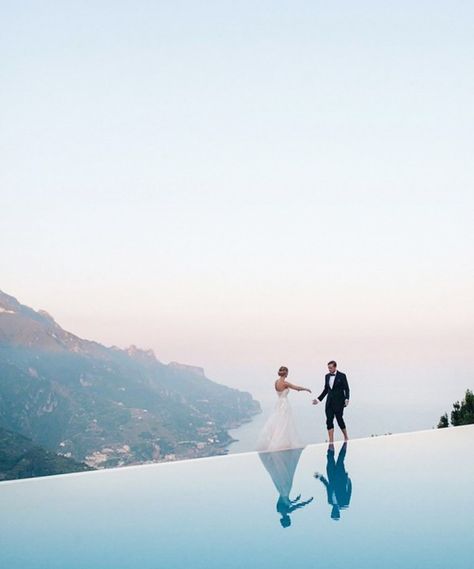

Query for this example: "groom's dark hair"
[327,360,337,367]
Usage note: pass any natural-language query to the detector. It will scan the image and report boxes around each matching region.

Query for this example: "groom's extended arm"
[314,473,329,488]
[313,376,330,405]
[312,378,328,405]
[316,377,329,402]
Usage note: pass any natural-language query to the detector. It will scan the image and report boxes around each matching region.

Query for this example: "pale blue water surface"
[1,426,473,569]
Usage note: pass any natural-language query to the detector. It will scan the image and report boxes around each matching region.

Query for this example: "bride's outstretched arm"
[288,497,314,513]
[284,381,311,393]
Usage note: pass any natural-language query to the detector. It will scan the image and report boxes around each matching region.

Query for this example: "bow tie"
[329,373,336,377]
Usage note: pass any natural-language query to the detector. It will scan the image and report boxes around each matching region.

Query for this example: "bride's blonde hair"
[278,366,288,377]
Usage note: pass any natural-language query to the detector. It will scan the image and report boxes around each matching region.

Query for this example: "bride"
[257,366,312,452]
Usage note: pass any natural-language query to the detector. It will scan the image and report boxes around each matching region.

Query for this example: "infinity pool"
[1,426,473,569]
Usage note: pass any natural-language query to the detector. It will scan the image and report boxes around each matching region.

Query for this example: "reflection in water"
[314,442,352,521]
[259,447,313,528]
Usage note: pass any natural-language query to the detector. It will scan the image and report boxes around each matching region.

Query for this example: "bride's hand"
[306,388,312,393]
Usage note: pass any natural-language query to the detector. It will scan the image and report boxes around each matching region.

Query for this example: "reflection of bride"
[256,366,311,452]
[259,447,313,528]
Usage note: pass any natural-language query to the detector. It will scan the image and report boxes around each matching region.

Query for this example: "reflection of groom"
[313,360,350,442]
[314,442,352,520]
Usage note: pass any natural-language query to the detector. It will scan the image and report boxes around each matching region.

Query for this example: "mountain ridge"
[0,290,260,474]
[0,426,93,481]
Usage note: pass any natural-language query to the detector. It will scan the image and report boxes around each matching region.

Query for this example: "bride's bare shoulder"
[274,379,287,392]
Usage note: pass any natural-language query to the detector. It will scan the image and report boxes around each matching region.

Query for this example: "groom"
[313,361,350,443]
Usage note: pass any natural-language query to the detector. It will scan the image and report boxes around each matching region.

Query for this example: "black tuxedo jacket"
[317,371,350,408]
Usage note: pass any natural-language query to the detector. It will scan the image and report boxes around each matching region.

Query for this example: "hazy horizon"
[2,2,473,419]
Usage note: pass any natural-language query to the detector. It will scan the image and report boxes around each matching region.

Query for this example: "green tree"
[437,413,449,429]
[437,390,474,428]
[451,389,474,426]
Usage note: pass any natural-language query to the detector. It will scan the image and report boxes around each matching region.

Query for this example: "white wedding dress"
[257,388,302,452]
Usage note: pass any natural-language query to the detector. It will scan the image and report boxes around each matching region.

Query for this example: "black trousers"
[325,400,346,430]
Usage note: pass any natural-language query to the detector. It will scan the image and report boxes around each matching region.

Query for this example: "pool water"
[1,426,473,569]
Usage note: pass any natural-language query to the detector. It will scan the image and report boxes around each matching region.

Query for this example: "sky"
[1,1,473,415]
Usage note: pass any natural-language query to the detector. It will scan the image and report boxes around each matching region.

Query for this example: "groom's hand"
[312,399,319,405]
[344,399,349,407]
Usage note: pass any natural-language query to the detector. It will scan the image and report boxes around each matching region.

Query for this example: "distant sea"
[227,395,444,454]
